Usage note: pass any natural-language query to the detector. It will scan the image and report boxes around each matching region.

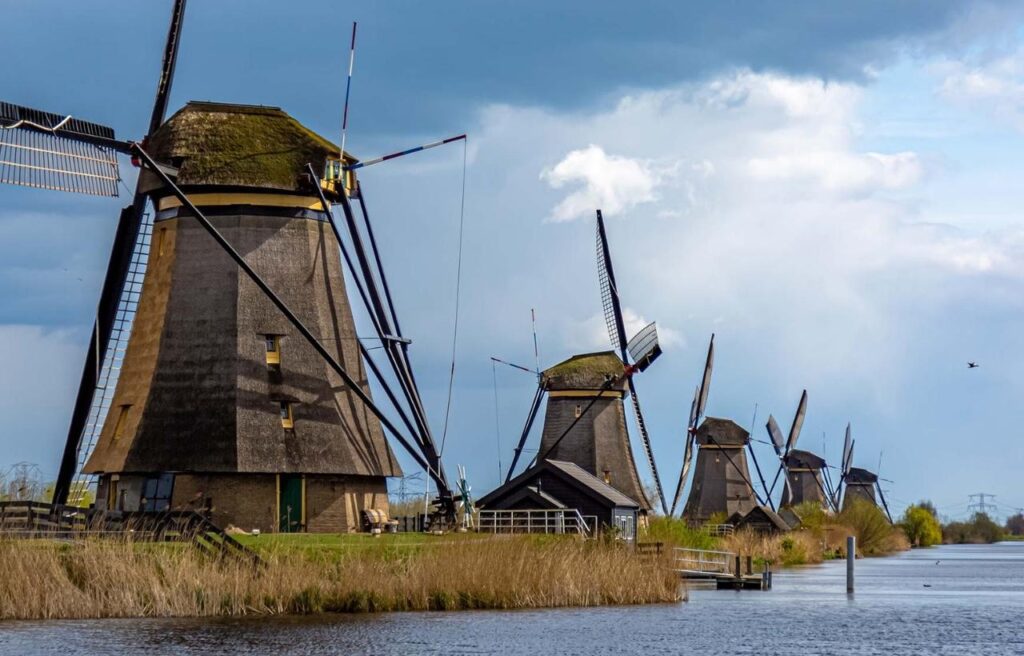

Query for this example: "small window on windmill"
[279,401,294,429]
[112,405,131,441]
[574,404,583,418]
[265,335,281,365]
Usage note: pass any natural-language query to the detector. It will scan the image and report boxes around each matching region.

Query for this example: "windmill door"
[279,475,304,533]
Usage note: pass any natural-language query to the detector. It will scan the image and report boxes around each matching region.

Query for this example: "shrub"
[837,499,906,555]
[900,504,942,547]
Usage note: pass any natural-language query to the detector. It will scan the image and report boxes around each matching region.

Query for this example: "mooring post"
[846,536,856,593]
[746,555,753,575]
[735,554,741,580]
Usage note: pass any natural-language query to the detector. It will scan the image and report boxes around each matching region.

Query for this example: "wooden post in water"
[846,536,856,593]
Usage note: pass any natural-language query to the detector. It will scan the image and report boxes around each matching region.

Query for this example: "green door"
[279,475,303,533]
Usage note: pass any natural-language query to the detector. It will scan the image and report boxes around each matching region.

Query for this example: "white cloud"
[567,308,684,354]
[462,69,1024,400]
[540,145,672,222]
[936,49,1024,130]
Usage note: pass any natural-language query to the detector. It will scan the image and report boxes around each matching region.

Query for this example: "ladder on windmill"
[68,211,154,505]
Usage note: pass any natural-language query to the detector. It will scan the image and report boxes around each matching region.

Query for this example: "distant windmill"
[835,427,894,523]
[766,391,833,511]
[677,337,771,522]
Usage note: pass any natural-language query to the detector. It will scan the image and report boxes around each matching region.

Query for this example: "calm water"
[2,542,1023,655]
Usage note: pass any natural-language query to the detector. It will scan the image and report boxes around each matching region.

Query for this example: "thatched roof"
[146,101,354,192]
[695,416,749,446]
[542,351,626,391]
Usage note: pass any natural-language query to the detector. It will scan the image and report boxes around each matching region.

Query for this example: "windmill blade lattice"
[595,210,666,514]
[0,101,121,197]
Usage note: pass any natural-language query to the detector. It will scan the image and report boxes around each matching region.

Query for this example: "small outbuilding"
[731,505,792,534]
[477,459,641,540]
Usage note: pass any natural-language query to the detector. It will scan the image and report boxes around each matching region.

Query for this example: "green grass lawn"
[232,531,493,560]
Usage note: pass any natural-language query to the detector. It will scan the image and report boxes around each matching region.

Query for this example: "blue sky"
[4,1,1024,520]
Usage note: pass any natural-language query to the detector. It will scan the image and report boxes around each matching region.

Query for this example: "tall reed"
[0,536,680,620]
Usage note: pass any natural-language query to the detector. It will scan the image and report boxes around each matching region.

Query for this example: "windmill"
[677,337,772,522]
[500,210,665,512]
[1,3,460,530]
[456,465,474,529]
[594,210,667,514]
[765,390,833,511]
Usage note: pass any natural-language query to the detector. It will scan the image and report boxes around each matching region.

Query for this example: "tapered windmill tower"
[532,352,651,511]
[82,101,402,531]
[681,417,761,522]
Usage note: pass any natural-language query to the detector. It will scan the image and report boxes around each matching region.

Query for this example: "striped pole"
[344,134,466,171]
[340,21,357,160]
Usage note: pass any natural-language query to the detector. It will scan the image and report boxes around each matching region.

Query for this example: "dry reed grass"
[0,536,681,620]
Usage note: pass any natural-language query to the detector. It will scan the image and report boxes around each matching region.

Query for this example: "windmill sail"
[626,322,661,372]
[669,334,714,516]
[51,0,189,506]
[0,102,121,196]
[595,210,666,514]
[766,415,785,456]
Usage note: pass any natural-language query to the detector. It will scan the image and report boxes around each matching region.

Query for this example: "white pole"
[847,535,856,593]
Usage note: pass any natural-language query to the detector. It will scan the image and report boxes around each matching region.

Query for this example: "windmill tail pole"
[339,21,356,159]
[345,134,467,171]
[747,442,775,512]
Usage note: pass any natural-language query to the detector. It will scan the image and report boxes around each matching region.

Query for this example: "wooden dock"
[674,547,772,590]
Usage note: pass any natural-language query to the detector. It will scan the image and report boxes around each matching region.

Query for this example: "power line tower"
[968,492,997,517]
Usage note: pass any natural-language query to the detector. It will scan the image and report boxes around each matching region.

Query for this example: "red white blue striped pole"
[344,134,467,171]
[340,21,357,160]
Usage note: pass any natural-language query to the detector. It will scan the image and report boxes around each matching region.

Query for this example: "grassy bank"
[647,500,909,568]
[0,535,680,620]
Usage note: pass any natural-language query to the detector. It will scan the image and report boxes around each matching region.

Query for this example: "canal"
[2,542,1022,655]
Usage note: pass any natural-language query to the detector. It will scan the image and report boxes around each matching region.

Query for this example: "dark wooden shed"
[477,459,641,540]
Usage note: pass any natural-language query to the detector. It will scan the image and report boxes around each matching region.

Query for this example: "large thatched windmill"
[1,2,455,531]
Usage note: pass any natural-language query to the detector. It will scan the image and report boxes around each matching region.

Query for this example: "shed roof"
[736,505,791,532]
[695,417,749,447]
[542,351,626,392]
[546,460,640,507]
[477,459,640,510]
[146,101,353,192]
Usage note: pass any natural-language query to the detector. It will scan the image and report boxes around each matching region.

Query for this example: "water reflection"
[2,543,1023,655]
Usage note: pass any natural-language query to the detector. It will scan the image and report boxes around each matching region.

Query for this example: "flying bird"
[967,362,979,369]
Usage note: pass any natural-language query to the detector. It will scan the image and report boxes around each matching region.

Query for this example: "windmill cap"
[785,449,826,469]
[142,101,355,194]
[845,467,878,483]
[542,351,626,392]
[695,417,749,446]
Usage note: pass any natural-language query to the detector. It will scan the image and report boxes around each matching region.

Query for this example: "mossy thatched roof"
[542,351,625,391]
[147,101,354,192]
